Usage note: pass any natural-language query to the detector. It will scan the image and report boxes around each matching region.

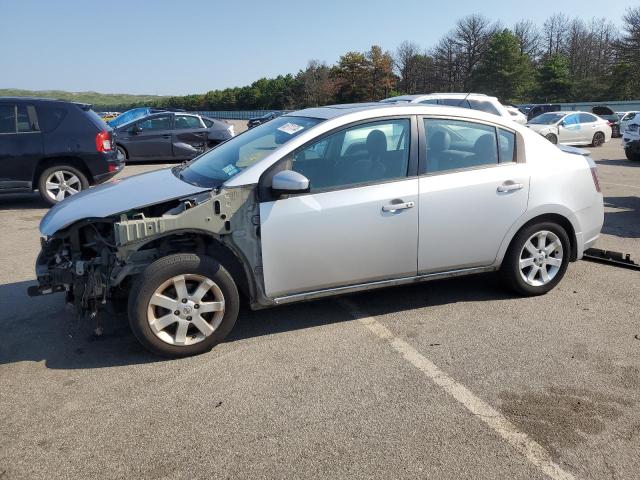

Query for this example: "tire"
[500,222,571,297]
[37,165,89,205]
[128,253,240,358]
[591,132,605,147]
[544,133,558,144]
[625,149,640,161]
[116,145,128,162]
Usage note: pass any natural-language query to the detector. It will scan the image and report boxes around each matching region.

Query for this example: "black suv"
[0,97,124,205]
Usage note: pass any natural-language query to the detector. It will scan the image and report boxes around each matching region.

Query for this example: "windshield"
[528,113,565,125]
[178,115,323,187]
[108,107,151,128]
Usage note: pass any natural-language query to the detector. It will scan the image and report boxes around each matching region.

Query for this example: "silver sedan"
[35,103,604,357]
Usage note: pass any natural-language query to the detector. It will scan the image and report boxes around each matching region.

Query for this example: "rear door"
[124,114,173,160]
[259,117,419,298]
[172,115,208,158]
[0,103,43,190]
[418,116,529,273]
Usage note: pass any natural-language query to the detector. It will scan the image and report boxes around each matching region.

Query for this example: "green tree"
[331,51,370,102]
[471,29,533,102]
[367,45,396,100]
[536,54,573,102]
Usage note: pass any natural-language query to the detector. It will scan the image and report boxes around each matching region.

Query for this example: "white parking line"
[340,299,576,480]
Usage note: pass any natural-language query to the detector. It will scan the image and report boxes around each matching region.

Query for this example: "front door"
[558,113,583,144]
[418,117,530,273]
[125,114,174,160]
[172,115,208,159]
[260,117,419,298]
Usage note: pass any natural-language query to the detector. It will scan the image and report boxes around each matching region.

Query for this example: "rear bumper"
[574,197,604,260]
[93,158,125,184]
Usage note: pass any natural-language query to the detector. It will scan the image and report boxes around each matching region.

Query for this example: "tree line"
[156,8,640,111]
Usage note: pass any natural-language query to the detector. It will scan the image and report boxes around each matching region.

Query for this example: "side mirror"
[558,121,565,128]
[130,124,142,134]
[271,170,310,196]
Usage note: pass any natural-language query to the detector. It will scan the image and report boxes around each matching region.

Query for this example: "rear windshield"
[84,108,111,131]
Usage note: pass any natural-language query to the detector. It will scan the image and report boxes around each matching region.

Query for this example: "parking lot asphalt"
[0,139,638,479]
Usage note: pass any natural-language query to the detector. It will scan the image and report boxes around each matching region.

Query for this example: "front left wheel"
[128,253,240,357]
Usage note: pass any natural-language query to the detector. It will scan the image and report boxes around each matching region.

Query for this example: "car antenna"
[458,91,472,107]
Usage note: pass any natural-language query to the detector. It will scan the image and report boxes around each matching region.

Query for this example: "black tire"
[37,165,89,206]
[116,145,128,162]
[545,133,558,144]
[500,222,571,297]
[625,149,640,161]
[591,132,605,147]
[128,253,240,358]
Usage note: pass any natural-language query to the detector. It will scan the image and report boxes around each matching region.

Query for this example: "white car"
[526,111,611,147]
[618,111,639,133]
[34,103,604,357]
[380,93,515,122]
[505,105,527,125]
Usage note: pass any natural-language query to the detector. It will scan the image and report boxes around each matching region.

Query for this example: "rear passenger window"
[440,98,471,109]
[498,129,516,163]
[175,115,203,129]
[0,104,16,133]
[17,105,38,132]
[291,119,410,192]
[579,113,596,123]
[37,106,67,132]
[469,99,500,116]
[424,118,498,174]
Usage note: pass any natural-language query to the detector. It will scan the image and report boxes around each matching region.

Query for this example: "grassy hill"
[0,88,164,111]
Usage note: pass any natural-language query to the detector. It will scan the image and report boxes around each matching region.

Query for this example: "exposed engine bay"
[30,186,268,320]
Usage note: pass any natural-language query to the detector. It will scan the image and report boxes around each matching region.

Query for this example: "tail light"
[96,131,112,152]
[590,166,601,193]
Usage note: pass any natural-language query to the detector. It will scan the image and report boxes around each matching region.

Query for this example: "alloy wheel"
[146,274,225,346]
[518,230,563,287]
[593,132,605,147]
[45,170,82,202]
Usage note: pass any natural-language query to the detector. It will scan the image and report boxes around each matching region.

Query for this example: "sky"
[0,0,637,96]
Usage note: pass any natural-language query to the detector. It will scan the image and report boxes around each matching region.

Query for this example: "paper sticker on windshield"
[222,164,239,176]
[277,122,304,135]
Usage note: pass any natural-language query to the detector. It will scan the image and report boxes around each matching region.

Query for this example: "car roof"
[288,102,512,124]
[0,96,90,108]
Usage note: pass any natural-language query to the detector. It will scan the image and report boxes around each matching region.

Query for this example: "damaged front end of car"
[29,184,269,324]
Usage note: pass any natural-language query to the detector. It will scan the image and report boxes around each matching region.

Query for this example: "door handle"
[161,134,171,138]
[382,201,415,212]
[497,182,523,193]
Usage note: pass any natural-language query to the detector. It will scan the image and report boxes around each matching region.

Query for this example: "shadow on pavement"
[0,273,510,370]
[596,159,640,168]
[603,196,640,239]
[0,192,49,211]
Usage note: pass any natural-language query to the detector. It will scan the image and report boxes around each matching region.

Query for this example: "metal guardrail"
[195,110,292,120]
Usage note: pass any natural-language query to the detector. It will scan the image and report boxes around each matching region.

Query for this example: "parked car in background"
[591,106,621,138]
[519,104,562,121]
[32,103,603,357]
[618,111,639,133]
[380,93,517,122]
[113,111,234,162]
[108,107,185,129]
[622,121,640,161]
[247,111,281,129]
[505,105,527,125]
[0,97,123,205]
[526,111,611,147]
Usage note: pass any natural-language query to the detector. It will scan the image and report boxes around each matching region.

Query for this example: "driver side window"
[290,119,411,192]
[563,114,579,126]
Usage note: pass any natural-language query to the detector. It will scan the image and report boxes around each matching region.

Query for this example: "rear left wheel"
[500,222,570,296]
[128,253,240,357]
[591,132,605,147]
[37,165,89,205]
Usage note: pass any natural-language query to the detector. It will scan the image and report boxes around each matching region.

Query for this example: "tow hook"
[583,248,640,271]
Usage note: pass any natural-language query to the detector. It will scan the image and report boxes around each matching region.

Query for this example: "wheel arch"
[33,156,93,186]
[496,209,579,267]
[115,143,129,159]
[130,230,255,301]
